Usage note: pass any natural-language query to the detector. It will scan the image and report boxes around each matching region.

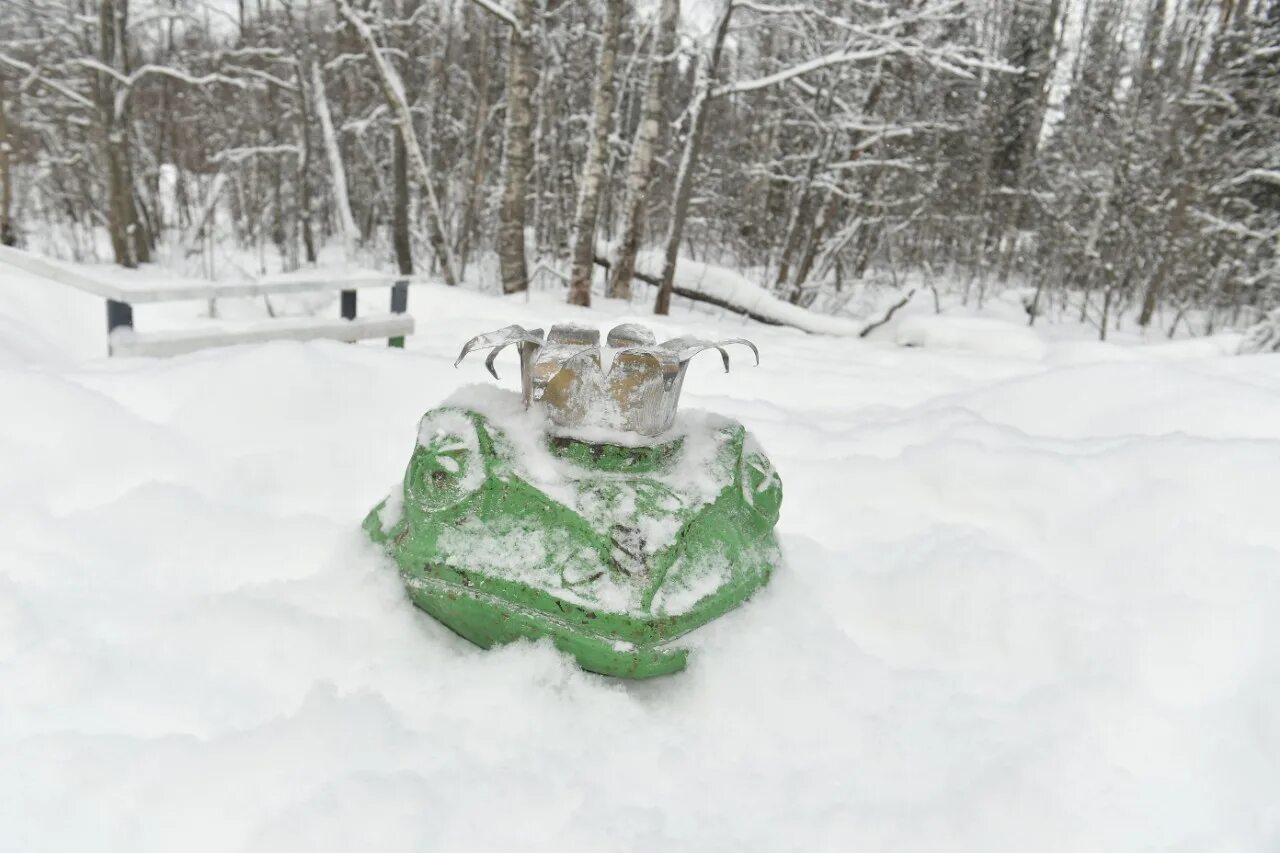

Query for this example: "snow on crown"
[454,323,758,436]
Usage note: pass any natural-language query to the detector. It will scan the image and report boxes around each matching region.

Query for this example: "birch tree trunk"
[654,0,733,315]
[608,0,679,300]
[566,0,624,306]
[310,57,359,262]
[498,0,535,294]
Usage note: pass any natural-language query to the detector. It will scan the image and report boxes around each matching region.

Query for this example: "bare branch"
[0,54,94,108]
[465,0,519,30]
[711,46,896,97]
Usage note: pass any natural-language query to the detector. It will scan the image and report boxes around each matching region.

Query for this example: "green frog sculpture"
[364,322,782,677]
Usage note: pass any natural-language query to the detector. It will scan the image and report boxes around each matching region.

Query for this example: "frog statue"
[364,322,782,678]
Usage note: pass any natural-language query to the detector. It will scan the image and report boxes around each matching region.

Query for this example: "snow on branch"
[69,58,251,117]
[123,63,251,92]
[68,57,131,86]
[466,0,520,30]
[785,77,858,118]
[824,157,920,172]
[210,145,301,164]
[1230,169,1280,188]
[219,64,298,91]
[732,1,812,14]
[343,104,390,136]
[918,47,1017,77]
[711,46,897,97]
[817,1,966,38]
[215,46,289,60]
[0,53,94,108]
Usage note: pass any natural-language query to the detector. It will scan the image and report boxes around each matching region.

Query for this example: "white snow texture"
[1,267,1279,851]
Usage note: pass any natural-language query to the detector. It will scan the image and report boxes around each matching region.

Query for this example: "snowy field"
[2,269,1279,851]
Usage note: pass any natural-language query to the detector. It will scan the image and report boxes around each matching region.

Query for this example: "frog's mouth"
[546,435,683,474]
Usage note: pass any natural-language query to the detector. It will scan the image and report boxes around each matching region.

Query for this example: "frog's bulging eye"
[406,412,484,512]
[741,452,782,524]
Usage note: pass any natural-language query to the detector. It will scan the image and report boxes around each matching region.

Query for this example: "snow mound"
[1144,332,1246,359]
[2,264,1280,850]
[895,314,1048,359]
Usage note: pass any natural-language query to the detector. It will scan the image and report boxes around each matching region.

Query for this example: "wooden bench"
[0,245,418,356]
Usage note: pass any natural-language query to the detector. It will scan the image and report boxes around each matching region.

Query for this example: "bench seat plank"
[110,314,414,358]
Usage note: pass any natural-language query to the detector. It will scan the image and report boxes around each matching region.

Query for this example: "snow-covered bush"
[1239,308,1280,354]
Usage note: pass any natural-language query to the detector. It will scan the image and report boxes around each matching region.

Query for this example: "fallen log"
[591,254,908,338]
[594,255,784,327]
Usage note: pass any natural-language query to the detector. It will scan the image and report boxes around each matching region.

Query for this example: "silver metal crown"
[455,323,758,436]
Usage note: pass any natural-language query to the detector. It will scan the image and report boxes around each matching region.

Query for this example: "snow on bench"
[110,314,415,358]
[0,245,419,355]
[0,245,420,303]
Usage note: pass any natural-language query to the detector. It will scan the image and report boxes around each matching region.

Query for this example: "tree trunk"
[608,0,679,300]
[392,131,413,276]
[498,0,536,294]
[654,0,733,315]
[310,58,359,262]
[0,86,14,246]
[98,0,150,267]
[1138,181,1190,327]
[457,10,491,279]
[789,191,840,299]
[294,59,317,265]
[776,140,829,296]
[986,0,1061,278]
[266,85,290,263]
[567,0,625,306]
[775,191,813,294]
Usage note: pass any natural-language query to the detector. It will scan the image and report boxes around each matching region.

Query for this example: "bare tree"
[608,0,679,301]
[309,57,358,262]
[496,0,535,294]
[97,0,150,266]
[654,0,734,315]
[0,81,12,246]
[337,0,458,285]
[566,0,625,306]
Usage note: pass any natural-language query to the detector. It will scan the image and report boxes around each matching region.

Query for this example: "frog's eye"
[741,451,781,524]
[406,412,483,512]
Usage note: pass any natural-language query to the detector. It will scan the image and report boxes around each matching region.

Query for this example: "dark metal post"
[389,279,408,348]
[106,299,133,356]
[340,289,357,320]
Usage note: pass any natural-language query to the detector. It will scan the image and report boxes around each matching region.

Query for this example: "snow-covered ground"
[2,265,1279,851]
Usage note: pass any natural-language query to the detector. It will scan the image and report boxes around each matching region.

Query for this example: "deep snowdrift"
[2,270,1279,851]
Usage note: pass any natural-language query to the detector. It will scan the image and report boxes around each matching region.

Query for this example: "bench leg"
[340,290,358,345]
[389,280,408,348]
[106,299,133,356]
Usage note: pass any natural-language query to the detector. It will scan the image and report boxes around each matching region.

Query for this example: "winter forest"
[1,0,1277,338]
